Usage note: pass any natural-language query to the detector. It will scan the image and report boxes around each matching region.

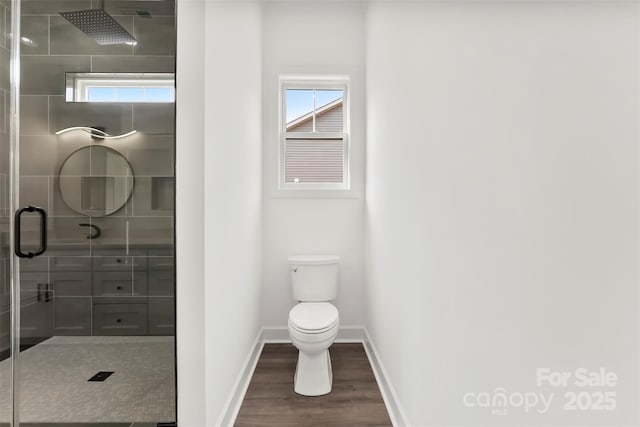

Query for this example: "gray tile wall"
[17,0,176,337]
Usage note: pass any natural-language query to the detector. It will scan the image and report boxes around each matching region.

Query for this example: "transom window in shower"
[280,76,350,190]
[65,72,175,103]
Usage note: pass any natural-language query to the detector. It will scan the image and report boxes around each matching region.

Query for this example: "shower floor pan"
[0,336,175,424]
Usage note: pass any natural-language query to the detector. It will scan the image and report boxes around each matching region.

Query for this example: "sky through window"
[285,89,343,123]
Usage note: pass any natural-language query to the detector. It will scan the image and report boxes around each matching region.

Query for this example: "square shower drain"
[88,371,114,382]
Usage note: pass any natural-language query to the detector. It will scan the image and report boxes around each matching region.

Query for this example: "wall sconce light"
[55,126,137,140]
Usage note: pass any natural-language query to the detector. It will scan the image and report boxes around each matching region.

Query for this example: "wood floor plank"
[234,343,392,427]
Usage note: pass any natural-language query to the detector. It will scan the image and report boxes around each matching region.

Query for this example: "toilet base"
[294,349,333,396]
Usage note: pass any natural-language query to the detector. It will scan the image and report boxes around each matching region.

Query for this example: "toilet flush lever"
[290,268,298,273]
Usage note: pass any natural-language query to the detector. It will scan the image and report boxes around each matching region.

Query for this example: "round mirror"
[58,146,134,217]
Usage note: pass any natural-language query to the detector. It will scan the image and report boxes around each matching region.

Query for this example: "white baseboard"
[363,329,410,427]
[216,329,264,427]
[218,326,407,427]
[261,326,290,342]
[335,325,366,342]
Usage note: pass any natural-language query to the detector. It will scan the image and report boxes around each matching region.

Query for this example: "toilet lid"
[289,302,339,332]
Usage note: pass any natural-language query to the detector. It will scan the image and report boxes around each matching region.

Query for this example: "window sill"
[268,187,361,199]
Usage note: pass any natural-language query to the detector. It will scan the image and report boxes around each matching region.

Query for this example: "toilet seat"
[289,323,338,344]
[289,302,339,334]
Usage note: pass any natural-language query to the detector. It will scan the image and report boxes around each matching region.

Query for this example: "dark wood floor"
[235,343,392,427]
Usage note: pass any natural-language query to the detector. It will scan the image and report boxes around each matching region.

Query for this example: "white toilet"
[287,254,340,396]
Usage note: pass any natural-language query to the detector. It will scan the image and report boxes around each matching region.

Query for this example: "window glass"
[116,87,144,102]
[285,89,314,124]
[314,90,343,132]
[315,90,342,109]
[84,86,176,103]
[145,87,175,102]
[87,87,115,102]
[285,89,344,132]
[284,138,344,184]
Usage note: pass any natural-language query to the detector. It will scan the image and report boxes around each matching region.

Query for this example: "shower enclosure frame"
[8,0,23,424]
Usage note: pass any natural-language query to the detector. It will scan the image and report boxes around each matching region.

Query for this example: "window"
[65,72,175,103]
[280,76,349,190]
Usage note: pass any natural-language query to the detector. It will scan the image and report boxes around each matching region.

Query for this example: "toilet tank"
[289,254,340,302]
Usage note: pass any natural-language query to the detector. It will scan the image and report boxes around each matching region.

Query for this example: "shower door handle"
[14,206,47,258]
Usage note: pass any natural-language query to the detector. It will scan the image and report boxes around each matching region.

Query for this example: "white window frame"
[65,72,175,103]
[279,75,350,191]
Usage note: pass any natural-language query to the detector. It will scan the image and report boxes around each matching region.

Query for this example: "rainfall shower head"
[60,7,137,46]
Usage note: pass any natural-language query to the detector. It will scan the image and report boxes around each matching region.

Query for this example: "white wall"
[204,2,263,425]
[176,0,206,425]
[177,1,263,426]
[261,1,367,328]
[366,1,639,425]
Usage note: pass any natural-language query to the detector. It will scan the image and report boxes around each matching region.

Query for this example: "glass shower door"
[3,0,177,425]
